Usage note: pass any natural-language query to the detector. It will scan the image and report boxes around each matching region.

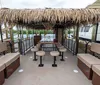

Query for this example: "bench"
[0,63,5,85]
[92,65,100,85]
[0,53,20,78]
[77,42,100,80]
[0,42,20,78]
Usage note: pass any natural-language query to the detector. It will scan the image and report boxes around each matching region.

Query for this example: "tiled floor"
[4,50,92,85]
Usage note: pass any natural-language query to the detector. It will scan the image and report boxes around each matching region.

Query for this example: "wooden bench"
[77,42,100,80]
[92,65,100,85]
[0,63,5,85]
[0,53,20,78]
[0,42,20,78]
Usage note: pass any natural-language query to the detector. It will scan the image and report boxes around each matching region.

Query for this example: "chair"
[59,48,67,61]
[31,47,38,61]
[50,51,59,67]
[36,51,45,67]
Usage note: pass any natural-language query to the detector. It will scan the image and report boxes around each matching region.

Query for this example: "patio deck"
[4,50,92,85]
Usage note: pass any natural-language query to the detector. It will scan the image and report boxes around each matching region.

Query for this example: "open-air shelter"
[0,1,100,85]
[0,8,100,54]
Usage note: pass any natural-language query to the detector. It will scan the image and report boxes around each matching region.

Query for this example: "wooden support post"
[27,29,28,38]
[17,27,19,38]
[62,28,64,45]
[92,24,97,42]
[4,23,8,39]
[75,25,79,55]
[33,29,34,36]
[73,27,76,39]
[6,30,8,39]
[19,27,23,54]
[0,24,5,55]
[9,27,14,53]
[19,28,22,39]
[68,29,70,49]
[0,24,3,42]
[56,28,58,40]
[94,23,99,42]
[10,28,13,41]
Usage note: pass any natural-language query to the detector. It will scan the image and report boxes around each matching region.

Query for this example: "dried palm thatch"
[0,8,100,29]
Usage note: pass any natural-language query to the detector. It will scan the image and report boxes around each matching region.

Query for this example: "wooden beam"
[27,29,28,38]
[95,23,99,42]
[62,28,64,45]
[6,30,8,39]
[0,24,3,42]
[10,28,14,41]
[56,28,58,40]
[75,25,79,55]
[42,23,55,29]
[17,27,20,38]
[92,24,97,42]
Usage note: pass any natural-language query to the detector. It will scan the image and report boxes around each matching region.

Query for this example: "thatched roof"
[0,8,100,29]
[87,0,100,8]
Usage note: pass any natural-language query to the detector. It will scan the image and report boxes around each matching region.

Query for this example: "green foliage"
[34,30,53,34]
[67,30,74,34]
[47,30,53,34]
[12,29,54,34]
[28,30,33,34]
[22,30,27,34]
[12,30,17,34]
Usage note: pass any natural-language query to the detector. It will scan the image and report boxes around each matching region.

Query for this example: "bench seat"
[92,65,100,85]
[0,53,20,78]
[77,53,100,80]
[0,63,5,85]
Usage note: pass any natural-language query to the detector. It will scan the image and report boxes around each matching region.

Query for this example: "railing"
[64,38,76,55]
[22,37,34,54]
[14,40,19,52]
[14,37,34,55]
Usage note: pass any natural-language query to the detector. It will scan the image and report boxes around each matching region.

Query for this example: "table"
[39,41,58,51]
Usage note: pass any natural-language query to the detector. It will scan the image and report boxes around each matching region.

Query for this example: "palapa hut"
[0,1,100,85]
[0,8,100,54]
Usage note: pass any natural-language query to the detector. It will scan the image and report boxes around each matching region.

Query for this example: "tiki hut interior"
[0,1,100,85]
